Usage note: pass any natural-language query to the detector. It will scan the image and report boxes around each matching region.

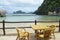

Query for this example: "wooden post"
[59,20,60,32]
[3,20,6,35]
[35,20,37,25]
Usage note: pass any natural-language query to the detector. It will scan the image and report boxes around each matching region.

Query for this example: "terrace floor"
[0,27,60,40]
[0,33,60,40]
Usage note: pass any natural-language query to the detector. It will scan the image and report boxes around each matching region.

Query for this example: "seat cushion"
[19,32,29,37]
[39,34,44,38]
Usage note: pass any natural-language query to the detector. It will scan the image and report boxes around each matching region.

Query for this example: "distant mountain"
[27,12,33,14]
[13,10,33,14]
[13,10,26,14]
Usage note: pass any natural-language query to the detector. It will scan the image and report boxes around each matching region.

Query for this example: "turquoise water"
[0,14,60,22]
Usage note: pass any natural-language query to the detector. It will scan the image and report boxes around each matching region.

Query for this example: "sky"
[0,0,44,13]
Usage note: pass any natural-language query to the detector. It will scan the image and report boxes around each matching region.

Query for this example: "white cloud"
[0,0,44,5]
[19,0,44,5]
[0,0,44,12]
[0,0,11,5]
[7,0,44,5]
[18,0,37,5]
[0,0,44,6]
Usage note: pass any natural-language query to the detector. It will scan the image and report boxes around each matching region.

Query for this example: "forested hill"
[34,0,60,15]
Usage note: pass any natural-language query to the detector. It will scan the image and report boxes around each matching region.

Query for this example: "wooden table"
[31,25,51,38]
[31,25,49,30]
[31,25,53,40]
[31,24,52,34]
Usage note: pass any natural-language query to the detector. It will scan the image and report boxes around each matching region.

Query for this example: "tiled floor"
[0,33,60,40]
[0,27,60,40]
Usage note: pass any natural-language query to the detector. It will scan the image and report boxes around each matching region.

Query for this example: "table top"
[31,25,50,30]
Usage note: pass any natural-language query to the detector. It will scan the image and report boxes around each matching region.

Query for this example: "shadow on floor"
[0,33,56,40]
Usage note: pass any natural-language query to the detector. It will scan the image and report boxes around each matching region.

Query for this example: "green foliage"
[34,0,60,15]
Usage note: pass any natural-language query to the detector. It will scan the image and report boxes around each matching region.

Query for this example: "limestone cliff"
[34,0,60,15]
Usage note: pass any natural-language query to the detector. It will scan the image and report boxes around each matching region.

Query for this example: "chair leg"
[26,34,29,40]
[28,34,29,40]
[16,36,18,40]
[25,36,29,40]
[19,38,21,40]
[53,34,55,39]
[36,37,39,40]
[53,32,55,39]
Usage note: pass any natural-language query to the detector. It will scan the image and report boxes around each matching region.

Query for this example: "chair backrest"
[50,25,55,28]
[20,28,26,32]
[16,27,26,37]
[16,27,20,37]
[50,25,56,30]
[44,29,51,37]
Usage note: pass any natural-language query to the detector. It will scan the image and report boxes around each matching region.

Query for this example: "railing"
[0,20,60,35]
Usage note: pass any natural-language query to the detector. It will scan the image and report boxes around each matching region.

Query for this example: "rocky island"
[13,10,33,14]
[0,10,6,17]
[13,10,26,14]
[34,0,60,15]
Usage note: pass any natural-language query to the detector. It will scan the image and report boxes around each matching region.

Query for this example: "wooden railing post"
[3,20,6,35]
[59,20,60,32]
[35,20,37,25]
